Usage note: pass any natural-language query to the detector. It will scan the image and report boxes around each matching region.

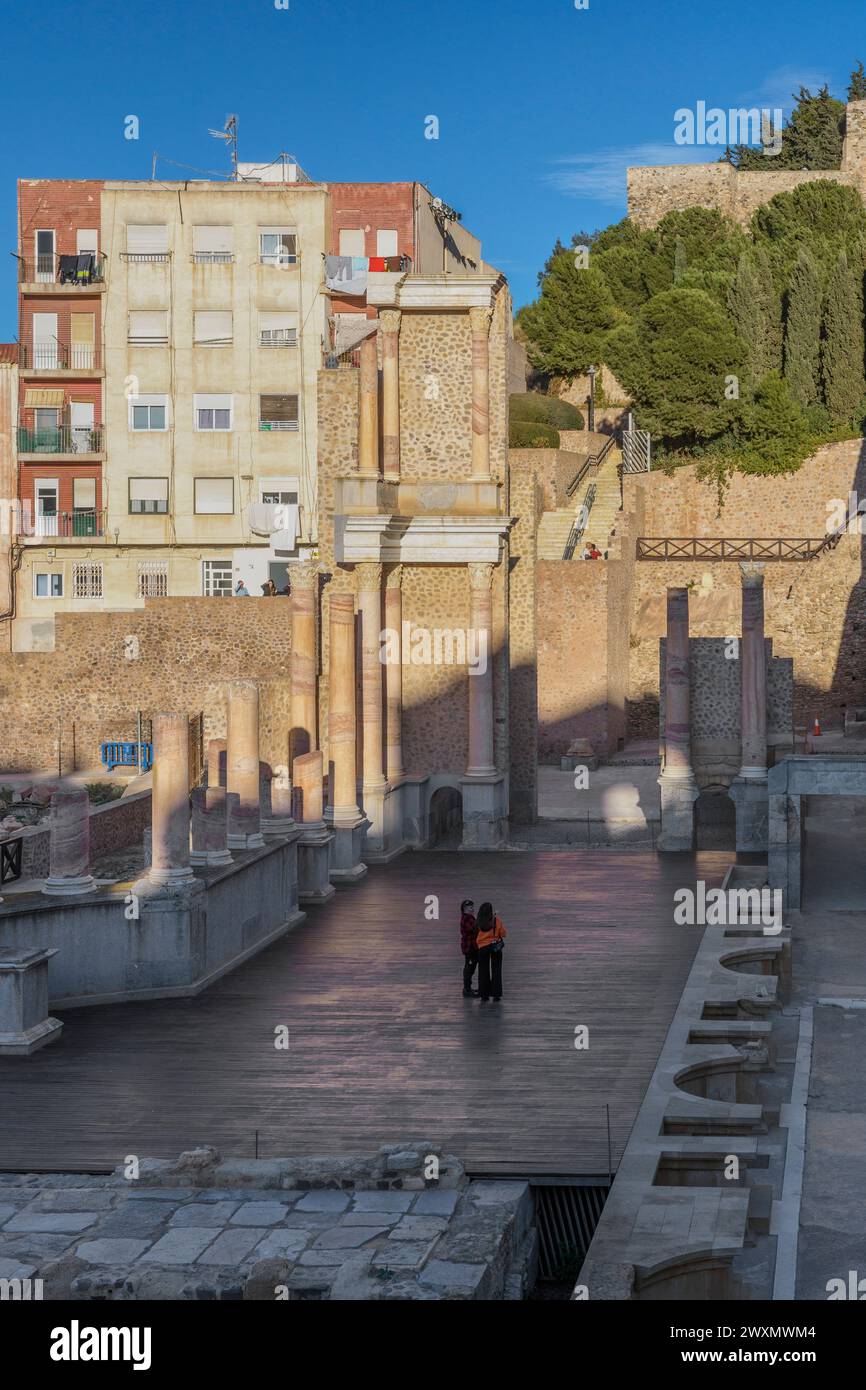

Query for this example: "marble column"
[148,713,195,887]
[465,562,496,777]
[291,560,320,763]
[731,564,769,851]
[384,565,405,781]
[190,786,233,867]
[42,787,97,895]
[206,738,227,789]
[293,750,335,904]
[326,589,367,881]
[658,587,698,851]
[358,332,379,478]
[380,309,401,482]
[226,681,265,850]
[469,306,493,482]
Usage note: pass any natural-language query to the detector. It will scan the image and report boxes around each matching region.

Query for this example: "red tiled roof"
[0,344,17,364]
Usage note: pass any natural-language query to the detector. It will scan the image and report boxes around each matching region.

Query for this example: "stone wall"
[0,599,292,774]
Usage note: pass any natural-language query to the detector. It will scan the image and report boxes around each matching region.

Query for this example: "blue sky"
[4,0,865,332]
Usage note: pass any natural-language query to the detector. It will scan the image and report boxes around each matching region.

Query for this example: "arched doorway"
[428,786,463,848]
[695,784,736,850]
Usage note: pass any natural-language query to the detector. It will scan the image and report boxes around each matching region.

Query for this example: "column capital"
[739,562,766,586]
[379,308,402,336]
[291,559,321,592]
[385,564,404,592]
[468,561,495,592]
[355,562,383,592]
[469,304,493,336]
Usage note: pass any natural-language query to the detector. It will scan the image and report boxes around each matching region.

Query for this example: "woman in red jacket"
[475,901,507,1003]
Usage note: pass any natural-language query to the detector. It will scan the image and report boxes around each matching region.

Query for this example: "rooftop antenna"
[208,115,239,180]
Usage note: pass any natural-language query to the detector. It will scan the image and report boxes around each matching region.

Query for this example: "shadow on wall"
[428,785,463,848]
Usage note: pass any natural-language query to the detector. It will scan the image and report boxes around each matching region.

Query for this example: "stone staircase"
[535,447,623,560]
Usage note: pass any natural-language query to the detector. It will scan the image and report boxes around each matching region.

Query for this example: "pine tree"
[728,249,783,381]
[784,245,824,408]
[822,250,866,423]
[849,61,866,100]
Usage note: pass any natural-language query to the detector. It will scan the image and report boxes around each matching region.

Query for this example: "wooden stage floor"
[0,850,730,1177]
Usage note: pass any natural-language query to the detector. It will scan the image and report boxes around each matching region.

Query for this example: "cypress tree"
[822,250,866,423]
[784,245,824,408]
[728,248,782,381]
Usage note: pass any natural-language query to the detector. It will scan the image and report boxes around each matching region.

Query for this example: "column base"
[146,865,197,889]
[297,822,337,904]
[0,1016,64,1056]
[227,832,266,850]
[460,774,507,850]
[325,812,369,883]
[41,873,97,896]
[262,817,296,838]
[657,772,699,852]
[730,774,769,853]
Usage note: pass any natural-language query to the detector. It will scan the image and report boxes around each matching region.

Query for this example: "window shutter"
[194,478,234,514]
[129,478,168,503]
[77,229,98,255]
[339,229,365,257]
[376,229,399,257]
[126,225,169,255]
[193,226,233,253]
[70,314,95,345]
[194,311,232,345]
[73,478,96,509]
[259,311,297,344]
[260,394,299,423]
[128,311,167,344]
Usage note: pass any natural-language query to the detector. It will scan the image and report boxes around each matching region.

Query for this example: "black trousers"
[478,945,503,1000]
[462,948,478,992]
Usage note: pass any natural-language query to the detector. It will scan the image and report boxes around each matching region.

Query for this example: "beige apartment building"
[14,167,328,649]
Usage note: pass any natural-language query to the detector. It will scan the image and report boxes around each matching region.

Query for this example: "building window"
[259,229,297,267]
[259,311,297,347]
[138,561,168,598]
[129,477,169,514]
[70,313,96,369]
[376,229,399,257]
[124,225,169,261]
[71,562,103,599]
[128,311,168,345]
[35,229,56,282]
[129,396,168,431]
[202,559,233,597]
[339,228,365,257]
[34,570,63,598]
[259,394,299,431]
[193,226,233,262]
[194,311,232,347]
[194,477,234,515]
[77,229,98,256]
[194,395,233,431]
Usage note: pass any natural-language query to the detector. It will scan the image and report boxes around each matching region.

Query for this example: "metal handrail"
[18,426,104,454]
[563,483,597,560]
[565,431,618,499]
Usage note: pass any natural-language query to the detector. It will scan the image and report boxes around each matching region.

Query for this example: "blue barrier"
[100,741,153,772]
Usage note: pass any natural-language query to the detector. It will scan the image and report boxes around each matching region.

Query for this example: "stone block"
[312,1225,391,1249]
[229,1201,290,1227]
[196,1228,266,1266]
[4,1211,100,1235]
[0,948,63,1056]
[419,1259,487,1296]
[76,1238,151,1265]
[138,1228,217,1265]
[295,1191,350,1214]
[350,1191,414,1214]
[169,1202,239,1228]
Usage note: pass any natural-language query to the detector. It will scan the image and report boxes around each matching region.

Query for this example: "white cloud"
[545,143,712,203]
[743,65,838,113]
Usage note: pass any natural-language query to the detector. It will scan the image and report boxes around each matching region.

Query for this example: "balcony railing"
[260,332,298,348]
[17,425,104,454]
[258,419,299,431]
[18,253,104,286]
[192,252,234,264]
[120,251,170,263]
[19,342,102,371]
[322,345,361,369]
[25,509,107,540]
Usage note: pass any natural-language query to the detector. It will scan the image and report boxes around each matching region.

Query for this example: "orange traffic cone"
[812,716,821,737]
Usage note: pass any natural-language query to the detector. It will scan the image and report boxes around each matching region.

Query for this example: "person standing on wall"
[475,901,507,1003]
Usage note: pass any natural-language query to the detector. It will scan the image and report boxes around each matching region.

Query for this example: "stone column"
[658,587,698,852]
[148,713,195,887]
[268,757,295,831]
[291,560,320,763]
[42,787,97,895]
[731,564,769,851]
[326,590,367,881]
[293,750,335,904]
[226,681,265,850]
[465,563,496,777]
[358,331,379,478]
[190,786,233,867]
[0,947,63,1054]
[357,562,390,858]
[206,739,227,788]
[380,309,401,482]
[384,565,405,781]
[469,306,493,482]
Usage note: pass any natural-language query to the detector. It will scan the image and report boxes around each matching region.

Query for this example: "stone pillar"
[226,681,265,850]
[0,948,63,1054]
[326,590,367,881]
[731,564,769,851]
[42,787,97,895]
[206,739,227,788]
[148,713,195,887]
[384,565,405,781]
[658,588,698,852]
[357,563,388,856]
[268,758,295,833]
[469,306,493,482]
[293,750,335,904]
[465,563,496,777]
[190,786,233,867]
[380,309,401,482]
[358,331,379,478]
[291,560,320,763]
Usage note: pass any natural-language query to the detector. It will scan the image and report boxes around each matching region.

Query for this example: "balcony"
[322,345,361,369]
[19,342,102,374]
[17,425,104,456]
[17,253,105,290]
[20,509,107,542]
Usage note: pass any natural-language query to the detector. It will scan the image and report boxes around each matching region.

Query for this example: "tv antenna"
[208,115,239,180]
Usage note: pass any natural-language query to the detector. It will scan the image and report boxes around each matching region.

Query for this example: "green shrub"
[509,420,561,448]
[509,392,584,429]
[85,782,124,805]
